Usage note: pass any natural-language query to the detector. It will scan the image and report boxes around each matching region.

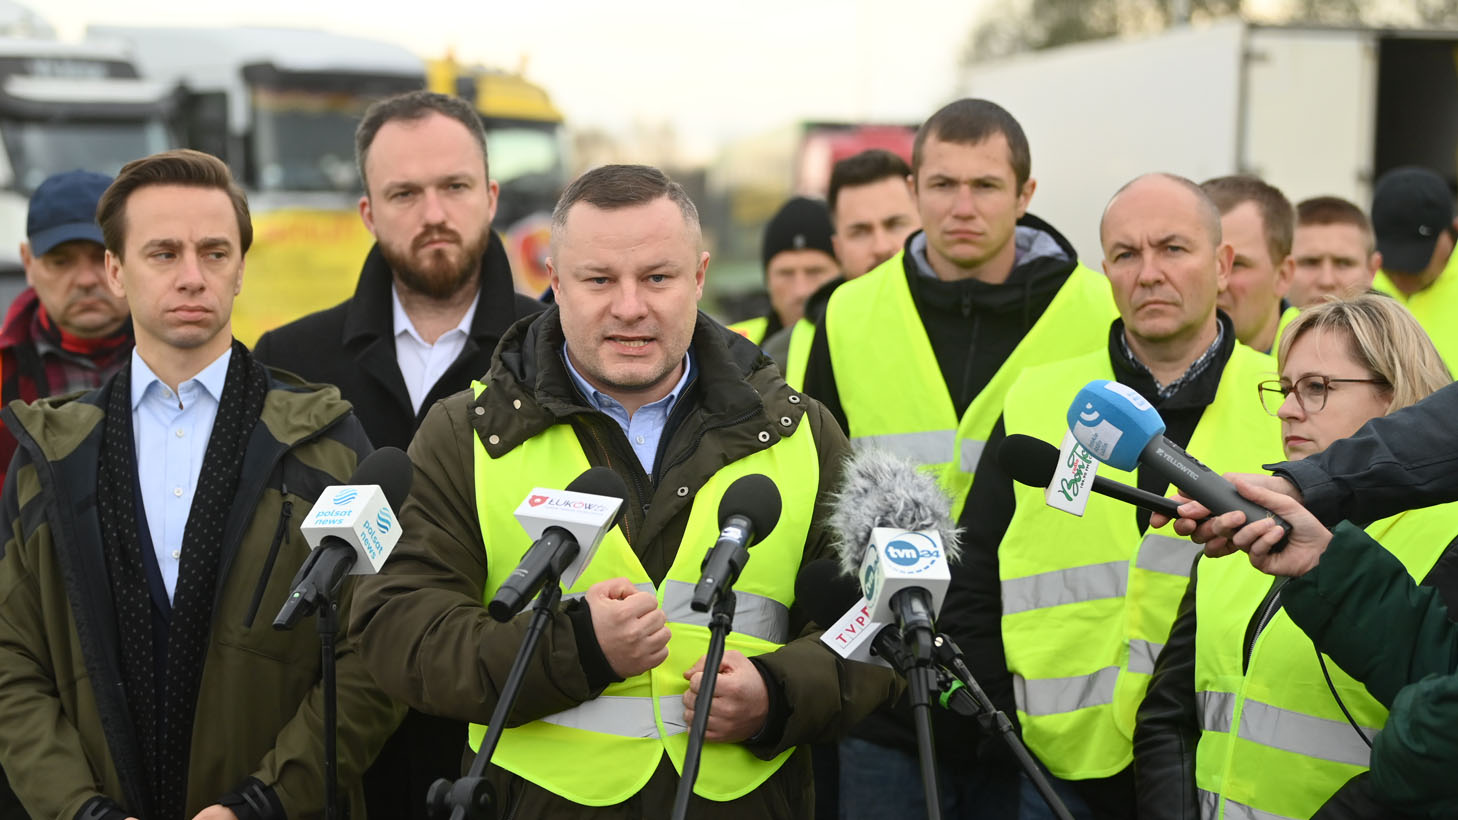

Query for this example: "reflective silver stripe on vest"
[960,438,987,473]
[1001,560,1129,616]
[561,582,656,605]
[1198,692,1377,768]
[1197,690,1236,734]
[851,430,955,467]
[1198,789,1299,820]
[660,580,790,644]
[1012,666,1119,716]
[539,695,687,738]
[1134,533,1202,577]
[1236,698,1378,768]
[1127,639,1163,675]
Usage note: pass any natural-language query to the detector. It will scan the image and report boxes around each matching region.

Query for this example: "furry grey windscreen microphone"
[828,447,962,576]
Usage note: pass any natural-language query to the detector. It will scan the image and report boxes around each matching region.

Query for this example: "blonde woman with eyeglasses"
[1135,294,1458,820]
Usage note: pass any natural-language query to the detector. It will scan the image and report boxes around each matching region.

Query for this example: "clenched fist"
[586,577,670,678]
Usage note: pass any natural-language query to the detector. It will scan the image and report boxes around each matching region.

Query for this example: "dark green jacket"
[0,366,403,819]
[1284,522,1458,816]
[352,308,901,819]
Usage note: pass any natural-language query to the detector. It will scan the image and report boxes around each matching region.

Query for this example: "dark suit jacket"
[251,230,542,820]
[253,231,544,452]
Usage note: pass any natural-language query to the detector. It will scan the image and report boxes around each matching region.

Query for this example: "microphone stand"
[902,626,943,820]
[427,580,565,820]
[933,635,1073,820]
[273,546,347,820]
[670,589,736,820]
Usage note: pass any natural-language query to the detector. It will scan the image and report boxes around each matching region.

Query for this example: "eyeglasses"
[1258,375,1389,416]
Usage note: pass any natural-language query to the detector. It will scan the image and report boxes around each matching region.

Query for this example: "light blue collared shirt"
[130,347,232,601]
[562,347,693,476]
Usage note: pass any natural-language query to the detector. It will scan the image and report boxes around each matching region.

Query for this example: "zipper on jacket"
[242,482,293,629]
[578,417,647,544]
[654,405,762,485]
[1242,577,1289,674]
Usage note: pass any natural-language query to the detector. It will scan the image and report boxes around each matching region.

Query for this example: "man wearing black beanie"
[729,196,840,345]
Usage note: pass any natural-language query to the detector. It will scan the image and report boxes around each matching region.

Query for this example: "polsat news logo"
[528,494,610,513]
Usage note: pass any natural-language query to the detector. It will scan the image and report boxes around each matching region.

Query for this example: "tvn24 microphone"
[692,474,782,612]
[998,433,1182,518]
[488,467,629,622]
[1067,380,1289,549]
[828,449,960,657]
[275,446,413,629]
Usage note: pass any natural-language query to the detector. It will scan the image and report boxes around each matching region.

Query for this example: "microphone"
[1066,380,1289,549]
[798,559,906,670]
[692,474,782,612]
[275,447,413,629]
[488,467,629,622]
[828,449,960,662]
[998,434,1182,518]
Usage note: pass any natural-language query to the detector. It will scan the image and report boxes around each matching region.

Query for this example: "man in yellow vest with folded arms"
[951,174,1283,819]
[353,164,898,818]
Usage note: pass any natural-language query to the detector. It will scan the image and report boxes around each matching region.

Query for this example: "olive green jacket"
[353,309,901,818]
[0,367,404,819]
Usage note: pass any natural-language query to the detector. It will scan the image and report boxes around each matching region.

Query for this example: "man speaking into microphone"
[352,164,898,818]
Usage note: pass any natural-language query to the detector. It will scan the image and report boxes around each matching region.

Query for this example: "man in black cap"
[0,170,132,491]
[728,196,839,345]
[1371,166,1458,369]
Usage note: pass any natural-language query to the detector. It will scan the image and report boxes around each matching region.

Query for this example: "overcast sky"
[39,0,984,159]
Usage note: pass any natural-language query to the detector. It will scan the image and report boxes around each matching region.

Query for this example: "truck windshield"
[251,88,369,193]
[1,118,170,193]
[484,124,564,186]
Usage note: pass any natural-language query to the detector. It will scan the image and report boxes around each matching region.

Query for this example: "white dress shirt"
[392,285,478,414]
[130,346,232,601]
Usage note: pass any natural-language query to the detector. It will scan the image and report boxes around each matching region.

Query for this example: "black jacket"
[252,232,542,820]
[253,232,544,451]
[800,215,1081,436]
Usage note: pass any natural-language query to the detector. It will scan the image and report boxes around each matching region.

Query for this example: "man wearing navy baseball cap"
[0,170,132,487]
[1370,166,1458,369]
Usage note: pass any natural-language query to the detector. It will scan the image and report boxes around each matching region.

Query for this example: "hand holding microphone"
[1166,478,1331,576]
[1067,380,1292,551]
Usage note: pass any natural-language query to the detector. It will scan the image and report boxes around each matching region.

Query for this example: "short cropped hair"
[1277,292,1451,413]
[97,149,252,259]
[1201,175,1295,264]
[355,90,488,192]
[912,99,1031,189]
[828,149,912,215]
[1297,196,1376,254]
[550,164,701,251]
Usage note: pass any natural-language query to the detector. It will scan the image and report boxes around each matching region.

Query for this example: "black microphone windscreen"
[795,558,863,629]
[998,434,1060,489]
[565,467,631,527]
[717,474,782,545]
[349,447,414,511]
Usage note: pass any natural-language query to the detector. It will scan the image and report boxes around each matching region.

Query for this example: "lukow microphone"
[488,467,629,622]
[692,474,782,612]
[998,434,1182,518]
[829,449,960,660]
[1067,380,1289,550]
[275,447,413,629]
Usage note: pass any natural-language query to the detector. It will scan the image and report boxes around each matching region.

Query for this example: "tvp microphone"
[488,467,629,622]
[275,447,413,629]
[998,434,1182,518]
[692,474,782,612]
[1067,380,1289,548]
[798,559,905,670]
[829,449,959,657]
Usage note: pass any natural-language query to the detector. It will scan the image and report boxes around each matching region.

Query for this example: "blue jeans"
[838,737,1018,820]
[1018,768,1093,820]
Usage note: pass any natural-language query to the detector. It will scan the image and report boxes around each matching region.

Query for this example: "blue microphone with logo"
[1067,380,1289,549]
